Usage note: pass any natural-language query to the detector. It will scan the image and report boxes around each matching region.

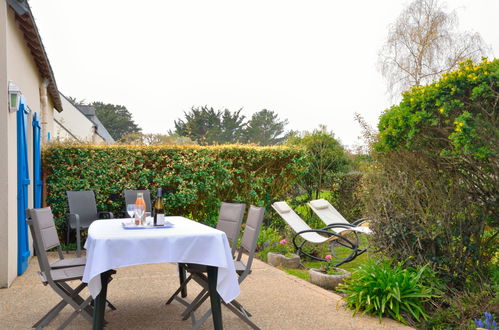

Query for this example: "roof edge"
[7,0,63,112]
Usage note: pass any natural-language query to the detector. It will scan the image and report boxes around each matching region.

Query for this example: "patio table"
[83,217,240,330]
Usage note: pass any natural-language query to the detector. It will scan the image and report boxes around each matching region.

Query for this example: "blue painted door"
[33,113,42,208]
[17,97,30,275]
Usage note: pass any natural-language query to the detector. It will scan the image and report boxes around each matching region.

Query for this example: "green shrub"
[330,172,364,222]
[256,226,282,251]
[364,59,498,288]
[338,259,439,325]
[42,144,306,230]
[423,285,499,329]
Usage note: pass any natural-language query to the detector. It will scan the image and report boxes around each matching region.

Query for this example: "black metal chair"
[66,190,114,257]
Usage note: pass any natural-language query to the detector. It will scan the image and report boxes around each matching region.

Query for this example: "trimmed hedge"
[42,144,307,228]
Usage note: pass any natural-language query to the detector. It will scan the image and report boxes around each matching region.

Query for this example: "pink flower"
[325,255,332,261]
[279,239,287,245]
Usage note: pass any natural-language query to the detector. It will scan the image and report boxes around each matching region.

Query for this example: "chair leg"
[106,299,117,310]
[225,302,260,330]
[65,223,70,254]
[56,295,93,330]
[75,226,81,258]
[181,290,209,320]
[231,299,252,317]
[33,300,67,328]
[166,274,192,305]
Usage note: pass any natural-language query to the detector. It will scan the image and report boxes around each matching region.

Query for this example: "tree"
[219,109,246,144]
[174,107,291,145]
[243,109,289,145]
[287,125,349,200]
[378,0,488,97]
[120,132,196,145]
[90,102,141,140]
[174,106,246,145]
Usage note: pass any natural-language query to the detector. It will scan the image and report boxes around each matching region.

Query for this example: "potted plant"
[309,255,351,290]
[267,239,301,268]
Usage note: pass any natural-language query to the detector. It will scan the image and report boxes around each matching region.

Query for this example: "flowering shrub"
[321,255,343,275]
[474,312,498,330]
[377,58,498,166]
[376,58,497,227]
[365,58,498,288]
[268,239,295,257]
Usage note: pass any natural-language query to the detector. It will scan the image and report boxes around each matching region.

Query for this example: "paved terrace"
[0,252,411,329]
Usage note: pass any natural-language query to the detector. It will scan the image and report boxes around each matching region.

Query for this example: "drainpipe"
[39,79,49,144]
[92,125,98,143]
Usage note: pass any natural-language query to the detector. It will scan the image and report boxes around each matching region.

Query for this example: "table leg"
[92,270,111,330]
[179,264,187,298]
[207,266,223,330]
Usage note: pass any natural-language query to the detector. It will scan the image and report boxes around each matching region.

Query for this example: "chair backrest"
[216,202,246,256]
[308,199,350,226]
[26,208,60,282]
[272,201,329,244]
[67,191,99,227]
[237,205,265,272]
[123,189,152,213]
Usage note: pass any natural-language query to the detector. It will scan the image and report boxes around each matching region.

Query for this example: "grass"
[283,251,370,284]
[280,233,372,290]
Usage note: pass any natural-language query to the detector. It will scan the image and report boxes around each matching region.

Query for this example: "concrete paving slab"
[0,252,411,329]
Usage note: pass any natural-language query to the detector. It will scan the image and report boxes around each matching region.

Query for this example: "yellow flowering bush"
[364,58,498,288]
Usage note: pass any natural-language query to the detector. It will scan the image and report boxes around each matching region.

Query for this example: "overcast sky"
[29,0,498,148]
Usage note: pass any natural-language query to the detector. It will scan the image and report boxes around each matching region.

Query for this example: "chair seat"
[39,266,86,283]
[51,257,86,269]
[68,221,92,230]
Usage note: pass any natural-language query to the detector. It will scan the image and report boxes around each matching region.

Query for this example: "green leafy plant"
[338,259,437,325]
[258,239,296,260]
[269,239,295,258]
[257,226,282,251]
[424,284,499,330]
[42,144,307,233]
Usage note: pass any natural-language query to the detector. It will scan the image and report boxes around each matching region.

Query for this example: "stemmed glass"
[134,204,145,226]
[126,204,135,219]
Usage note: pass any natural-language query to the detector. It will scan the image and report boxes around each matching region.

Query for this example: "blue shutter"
[17,97,30,275]
[33,113,42,208]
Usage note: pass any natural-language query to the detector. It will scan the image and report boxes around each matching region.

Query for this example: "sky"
[29,0,499,148]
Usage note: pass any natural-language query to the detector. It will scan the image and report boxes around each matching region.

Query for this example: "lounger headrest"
[273,201,291,214]
[310,199,329,210]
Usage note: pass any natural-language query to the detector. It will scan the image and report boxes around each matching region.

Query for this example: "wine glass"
[134,204,145,225]
[126,204,135,219]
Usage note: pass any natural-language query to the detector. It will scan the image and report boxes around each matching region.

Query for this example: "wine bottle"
[153,188,164,226]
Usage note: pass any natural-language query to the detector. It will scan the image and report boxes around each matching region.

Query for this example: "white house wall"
[0,5,56,287]
[54,95,105,143]
[0,0,17,288]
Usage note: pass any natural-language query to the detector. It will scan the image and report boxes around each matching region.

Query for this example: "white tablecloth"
[82,217,240,303]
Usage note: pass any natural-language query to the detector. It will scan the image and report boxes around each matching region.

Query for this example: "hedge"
[42,144,307,228]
